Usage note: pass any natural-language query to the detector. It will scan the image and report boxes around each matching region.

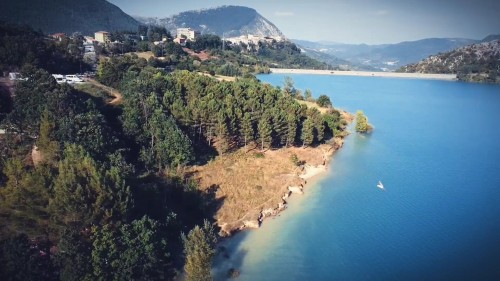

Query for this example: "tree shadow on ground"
[130,174,226,269]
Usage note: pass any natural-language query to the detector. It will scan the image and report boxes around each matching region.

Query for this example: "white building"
[176,28,200,41]
[94,31,110,43]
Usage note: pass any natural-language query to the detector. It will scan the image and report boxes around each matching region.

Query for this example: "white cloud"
[275,11,295,17]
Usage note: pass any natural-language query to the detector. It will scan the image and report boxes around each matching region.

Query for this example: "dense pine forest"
[0,23,344,280]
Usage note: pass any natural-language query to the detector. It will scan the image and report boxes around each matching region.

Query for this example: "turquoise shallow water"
[214,75,500,281]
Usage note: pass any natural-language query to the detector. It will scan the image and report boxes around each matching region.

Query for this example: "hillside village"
[5,26,296,83]
[5,24,297,85]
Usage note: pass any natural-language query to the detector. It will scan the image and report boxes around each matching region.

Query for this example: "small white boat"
[377,181,384,189]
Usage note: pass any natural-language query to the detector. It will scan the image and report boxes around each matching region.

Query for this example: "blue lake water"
[214,74,500,281]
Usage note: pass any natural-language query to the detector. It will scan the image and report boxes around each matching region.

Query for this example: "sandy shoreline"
[270,68,457,81]
[300,164,327,181]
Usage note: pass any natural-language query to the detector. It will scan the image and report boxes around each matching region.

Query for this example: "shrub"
[316,95,332,108]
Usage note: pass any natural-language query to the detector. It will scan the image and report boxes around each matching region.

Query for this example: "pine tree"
[91,216,171,281]
[301,118,315,147]
[257,115,272,151]
[271,109,287,146]
[37,109,60,165]
[56,227,93,281]
[50,144,131,226]
[283,76,295,96]
[215,112,230,153]
[305,89,313,102]
[140,94,193,171]
[315,117,325,142]
[241,112,254,147]
[182,220,217,281]
[0,163,52,237]
[286,114,297,146]
[2,158,24,188]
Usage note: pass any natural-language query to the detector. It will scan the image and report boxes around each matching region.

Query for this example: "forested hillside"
[0,0,139,35]
[0,23,90,74]
[0,23,344,279]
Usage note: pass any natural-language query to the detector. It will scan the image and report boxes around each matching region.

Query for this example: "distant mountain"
[136,6,348,69]
[296,45,369,71]
[134,6,284,38]
[399,39,500,83]
[293,38,478,71]
[0,0,140,35]
[481,34,500,42]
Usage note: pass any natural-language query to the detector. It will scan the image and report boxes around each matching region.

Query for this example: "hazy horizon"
[108,0,500,45]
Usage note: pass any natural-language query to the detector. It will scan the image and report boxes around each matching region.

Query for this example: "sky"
[108,0,500,45]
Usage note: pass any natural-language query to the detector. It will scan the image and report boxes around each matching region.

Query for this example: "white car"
[52,74,66,84]
[9,72,27,81]
[65,75,84,83]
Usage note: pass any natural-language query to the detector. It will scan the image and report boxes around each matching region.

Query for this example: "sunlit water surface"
[213,74,500,281]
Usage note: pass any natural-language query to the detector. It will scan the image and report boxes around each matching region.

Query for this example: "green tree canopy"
[0,234,53,281]
[301,117,315,147]
[355,110,372,133]
[316,94,332,108]
[50,144,132,227]
[257,114,273,150]
[56,226,93,281]
[91,216,171,281]
[0,162,53,238]
[182,220,217,281]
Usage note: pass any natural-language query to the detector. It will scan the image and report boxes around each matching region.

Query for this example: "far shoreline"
[269,68,457,81]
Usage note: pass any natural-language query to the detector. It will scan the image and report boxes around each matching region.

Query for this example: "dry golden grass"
[214,75,236,82]
[198,72,236,82]
[133,51,155,60]
[297,100,330,114]
[31,145,43,167]
[189,142,338,234]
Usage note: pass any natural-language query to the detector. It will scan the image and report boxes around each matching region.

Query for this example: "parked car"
[51,74,66,84]
[65,75,84,83]
[9,72,26,81]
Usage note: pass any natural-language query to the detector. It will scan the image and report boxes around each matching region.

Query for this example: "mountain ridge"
[293,37,480,71]
[0,0,140,35]
[134,6,284,38]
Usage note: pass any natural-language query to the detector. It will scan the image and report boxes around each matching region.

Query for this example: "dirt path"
[86,79,123,105]
[182,47,216,61]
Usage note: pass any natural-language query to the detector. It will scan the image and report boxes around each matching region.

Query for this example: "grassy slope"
[190,142,340,235]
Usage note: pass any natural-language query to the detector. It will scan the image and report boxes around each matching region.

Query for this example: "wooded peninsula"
[0,23,349,280]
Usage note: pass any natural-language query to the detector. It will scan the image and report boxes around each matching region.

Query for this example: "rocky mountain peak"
[135,5,284,39]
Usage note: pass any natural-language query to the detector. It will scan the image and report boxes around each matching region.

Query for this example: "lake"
[213,74,500,281]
